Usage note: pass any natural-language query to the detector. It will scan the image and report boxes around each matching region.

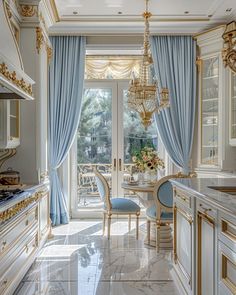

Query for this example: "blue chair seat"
[110,198,140,213]
[146,205,173,220]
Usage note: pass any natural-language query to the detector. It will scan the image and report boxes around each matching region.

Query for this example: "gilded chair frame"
[147,173,196,251]
[94,169,140,240]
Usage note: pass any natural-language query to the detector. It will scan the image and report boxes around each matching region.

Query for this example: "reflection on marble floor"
[14,220,180,295]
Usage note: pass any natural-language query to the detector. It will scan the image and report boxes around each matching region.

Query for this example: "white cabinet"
[0,185,50,295]
[218,212,236,294]
[200,56,219,166]
[196,200,217,295]
[0,100,20,148]
[230,72,236,146]
[174,189,194,294]
[195,26,236,171]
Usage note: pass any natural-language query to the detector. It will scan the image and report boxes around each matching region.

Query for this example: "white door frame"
[70,79,129,218]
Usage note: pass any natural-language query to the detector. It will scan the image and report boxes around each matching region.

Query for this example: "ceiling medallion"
[127,0,170,130]
[222,21,236,73]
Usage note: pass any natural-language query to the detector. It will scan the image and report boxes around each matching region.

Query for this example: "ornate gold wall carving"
[20,5,38,17]
[36,27,44,54]
[46,44,53,61]
[0,62,33,95]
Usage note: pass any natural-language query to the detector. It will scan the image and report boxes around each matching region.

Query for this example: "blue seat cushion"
[110,198,140,213]
[146,205,173,220]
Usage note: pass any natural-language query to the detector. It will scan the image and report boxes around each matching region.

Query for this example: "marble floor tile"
[15,281,179,295]
[14,281,95,295]
[94,281,180,295]
[14,220,180,295]
[97,249,173,281]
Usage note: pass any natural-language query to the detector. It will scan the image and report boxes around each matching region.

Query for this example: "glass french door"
[72,80,158,217]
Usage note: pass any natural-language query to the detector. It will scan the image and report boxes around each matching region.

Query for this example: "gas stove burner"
[0,189,24,203]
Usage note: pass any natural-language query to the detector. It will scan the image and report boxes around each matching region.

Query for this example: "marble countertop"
[0,182,49,213]
[170,178,236,217]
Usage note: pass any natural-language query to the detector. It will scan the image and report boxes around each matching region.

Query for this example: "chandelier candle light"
[127,0,170,130]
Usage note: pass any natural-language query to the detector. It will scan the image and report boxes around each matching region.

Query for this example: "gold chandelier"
[127,0,170,129]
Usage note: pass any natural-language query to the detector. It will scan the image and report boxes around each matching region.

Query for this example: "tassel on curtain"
[150,36,196,174]
[48,36,86,225]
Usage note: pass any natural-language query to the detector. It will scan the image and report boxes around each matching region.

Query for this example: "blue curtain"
[150,36,196,174]
[48,36,86,225]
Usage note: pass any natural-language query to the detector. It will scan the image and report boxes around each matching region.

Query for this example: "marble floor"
[14,220,180,295]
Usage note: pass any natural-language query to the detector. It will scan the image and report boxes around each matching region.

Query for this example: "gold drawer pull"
[2,241,7,246]
[25,219,29,226]
[2,279,7,285]
[199,204,212,212]
[25,245,29,253]
[177,194,187,202]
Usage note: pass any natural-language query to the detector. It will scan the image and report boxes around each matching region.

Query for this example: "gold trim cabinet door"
[174,204,194,295]
[197,209,216,295]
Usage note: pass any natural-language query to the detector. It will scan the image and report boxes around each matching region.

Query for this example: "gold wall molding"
[36,27,44,54]
[36,26,52,59]
[0,62,33,95]
[46,44,53,61]
[5,3,12,19]
[39,12,47,31]
[20,4,38,17]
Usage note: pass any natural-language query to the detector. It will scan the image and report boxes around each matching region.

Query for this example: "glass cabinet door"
[9,100,20,140]
[201,56,219,165]
[230,72,236,145]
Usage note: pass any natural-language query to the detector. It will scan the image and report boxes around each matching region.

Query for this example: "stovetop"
[0,189,24,203]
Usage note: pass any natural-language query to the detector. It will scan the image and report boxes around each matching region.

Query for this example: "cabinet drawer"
[174,188,193,212]
[0,204,38,255]
[218,212,236,252]
[0,230,38,294]
[197,200,217,221]
[219,241,236,295]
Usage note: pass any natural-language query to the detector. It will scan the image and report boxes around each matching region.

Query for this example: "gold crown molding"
[36,26,44,54]
[20,4,38,18]
[0,62,33,95]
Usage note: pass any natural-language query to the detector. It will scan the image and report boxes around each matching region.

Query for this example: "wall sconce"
[222,21,236,73]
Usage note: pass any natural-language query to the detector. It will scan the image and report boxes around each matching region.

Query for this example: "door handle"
[119,159,122,171]
[113,159,116,171]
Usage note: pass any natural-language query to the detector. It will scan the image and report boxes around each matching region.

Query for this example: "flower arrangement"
[132,147,165,172]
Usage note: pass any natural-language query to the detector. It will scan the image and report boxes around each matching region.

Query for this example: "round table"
[121,182,173,249]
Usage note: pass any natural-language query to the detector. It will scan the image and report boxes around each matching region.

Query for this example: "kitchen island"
[170,178,236,295]
[0,183,50,295]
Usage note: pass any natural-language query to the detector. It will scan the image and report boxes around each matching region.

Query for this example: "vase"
[145,170,157,184]
[138,172,145,184]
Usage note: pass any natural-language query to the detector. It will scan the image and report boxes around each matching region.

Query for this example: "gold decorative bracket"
[222,21,236,73]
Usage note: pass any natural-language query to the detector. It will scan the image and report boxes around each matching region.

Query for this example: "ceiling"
[49,0,236,35]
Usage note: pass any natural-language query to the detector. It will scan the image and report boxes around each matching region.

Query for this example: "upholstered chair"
[94,168,140,240]
[146,173,195,251]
